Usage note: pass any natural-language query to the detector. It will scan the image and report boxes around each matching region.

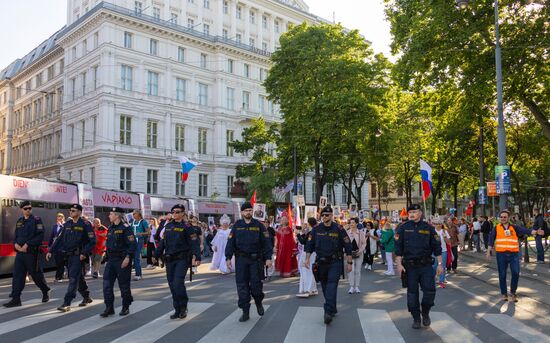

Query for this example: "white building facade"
[0,0,371,208]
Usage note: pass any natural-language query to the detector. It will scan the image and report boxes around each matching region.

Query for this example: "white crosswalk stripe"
[0,298,59,315]
[284,306,326,343]
[358,309,405,343]
[110,302,213,343]
[430,312,482,343]
[481,313,550,343]
[0,299,102,335]
[196,305,270,343]
[21,301,158,343]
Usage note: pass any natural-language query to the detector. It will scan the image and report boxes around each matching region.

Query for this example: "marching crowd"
[3,199,548,327]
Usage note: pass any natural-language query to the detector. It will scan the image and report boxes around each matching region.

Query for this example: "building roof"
[0,26,65,81]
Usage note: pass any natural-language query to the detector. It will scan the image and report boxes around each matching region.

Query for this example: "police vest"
[494,224,519,253]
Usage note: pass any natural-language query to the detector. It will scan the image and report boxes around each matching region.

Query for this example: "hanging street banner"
[495,165,511,194]
[478,186,488,205]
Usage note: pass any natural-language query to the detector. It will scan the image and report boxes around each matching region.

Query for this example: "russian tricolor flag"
[178,156,199,183]
[420,159,432,201]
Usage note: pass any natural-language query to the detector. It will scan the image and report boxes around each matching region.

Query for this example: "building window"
[92,116,97,144]
[153,7,160,20]
[175,124,185,151]
[92,66,98,90]
[203,0,210,9]
[147,71,159,96]
[178,47,185,62]
[258,95,266,113]
[341,186,347,205]
[203,24,210,35]
[147,169,158,194]
[223,1,229,14]
[198,83,208,106]
[222,28,228,39]
[124,32,132,48]
[69,124,74,150]
[226,87,235,109]
[198,173,208,197]
[149,39,158,55]
[80,119,85,148]
[121,65,133,90]
[198,128,207,154]
[262,42,268,51]
[170,13,178,24]
[47,65,54,81]
[200,53,207,68]
[120,115,131,145]
[120,167,132,190]
[249,11,255,24]
[275,20,280,33]
[236,33,242,43]
[236,6,242,19]
[134,1,142,14]
[312,179,317,202]
[176,78,186,101]
[93,32,99,48]
[82,39,87,54]
[382,184,389,197]
[244,63,250,78]
[81,72,86,95]
[72,46,77,61]
[249,38,255,47]
[242,91,250,110]
[227,59,234,73]
[327,184,334,203]
[397,187,404,197]
[90,167,95,186]
[36,73,42,87]
[147,120,158,148]
[187,18,194,28]
[59,59,64,74]
[70,78,76,101]
[226,130,234,156]
[262,15,268,29]
[227,175,234,197]
[176,172,186,196]
[371,183,377,198]
[79,169,83,182]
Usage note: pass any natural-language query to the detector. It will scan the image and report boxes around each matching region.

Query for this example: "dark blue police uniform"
[50,216,95,309]
[102,215,137,316]
[225,217,272,318]
[155,217,201,319]
[395,214,442,326]
[305,220,352,320]
[7,214,50,306]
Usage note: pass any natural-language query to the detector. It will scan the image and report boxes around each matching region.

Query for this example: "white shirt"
[473,221,481,232]
[435,229,450,252]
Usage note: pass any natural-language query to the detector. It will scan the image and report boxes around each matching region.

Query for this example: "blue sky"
[0,0,393,69]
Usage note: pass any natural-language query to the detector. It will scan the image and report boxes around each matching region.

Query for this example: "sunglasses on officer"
[22,207,32,211]
[321,213,332,217]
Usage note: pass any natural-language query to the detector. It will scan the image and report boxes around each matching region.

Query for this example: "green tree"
[264,22,390,205]
[385,0,549,139]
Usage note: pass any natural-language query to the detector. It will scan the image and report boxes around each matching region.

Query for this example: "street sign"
[495,165,511,194]
[487,182,497,197]
[478,186,488,205]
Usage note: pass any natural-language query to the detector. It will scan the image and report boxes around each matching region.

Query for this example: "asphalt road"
[0,256,548,343]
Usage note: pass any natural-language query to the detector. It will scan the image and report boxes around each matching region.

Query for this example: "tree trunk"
[519,94,550,140]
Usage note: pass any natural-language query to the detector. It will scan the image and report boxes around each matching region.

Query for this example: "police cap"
[110,207,124,213]
[70,204,83,211]
[320,205,333,215]
[407,204,422,212]
[241,202,253,211]
[19,200,32,209]
[171,204,186,212]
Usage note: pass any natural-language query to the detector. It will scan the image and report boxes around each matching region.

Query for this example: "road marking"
[22,301,158,343]
[0,299,102,334]
[162,281,206,299]
[197,305,270,343]
[0,298,59,315]
[110,302,213,343]
[284,307,326,343]
[481,313,550,343]
[430,312,482,343]
[357,309,405,343]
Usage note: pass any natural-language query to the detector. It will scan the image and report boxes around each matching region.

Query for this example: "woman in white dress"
[210,214,234,274]
[296,217,318,298]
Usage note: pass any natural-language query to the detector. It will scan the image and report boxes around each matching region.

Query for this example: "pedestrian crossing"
[0,298,59,315]
[0,300,548,343]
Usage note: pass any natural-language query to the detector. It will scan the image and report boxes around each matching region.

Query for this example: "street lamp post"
[457,0,508,211]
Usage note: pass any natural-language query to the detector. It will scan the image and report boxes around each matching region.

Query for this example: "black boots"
[57,301,71,312]
[170,307,188,320]
[100,306,115,318]
[119,306,130,316]
[42,290,51,303]
[422,312,431,327]
[239,309,250,322]
[324,312,333,325]
[3,298,21,308]
[256,303,264,316]
[412,319,421,329]
[79,297,93,307]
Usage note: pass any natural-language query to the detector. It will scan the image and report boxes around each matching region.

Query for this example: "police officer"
[100,207,137,317]
[304,205,352,325]
[3,201,51,308]
[154,204,200,319]
[225,202,273,322]
[47,204,95,312]
[395,204,442,329]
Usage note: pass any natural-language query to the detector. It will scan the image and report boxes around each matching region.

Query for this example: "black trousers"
[54,251,66,280]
